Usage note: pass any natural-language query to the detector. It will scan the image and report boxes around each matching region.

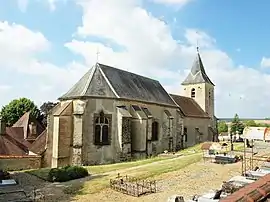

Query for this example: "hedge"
[48,165,89,182]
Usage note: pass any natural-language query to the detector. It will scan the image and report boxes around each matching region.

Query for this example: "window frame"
[184,127,188,142]
[191,88,196,98]
[151,121,159,141]
[93,111,112,146]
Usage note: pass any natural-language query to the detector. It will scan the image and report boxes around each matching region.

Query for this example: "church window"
[94,111,110,145]
[191,88,196,98]
[184,127,188,142]
[152,121,159,141]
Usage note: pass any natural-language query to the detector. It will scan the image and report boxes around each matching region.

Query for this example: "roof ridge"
[98,63,161,83]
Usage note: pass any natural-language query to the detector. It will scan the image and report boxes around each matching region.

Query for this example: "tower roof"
[182,52,214,86]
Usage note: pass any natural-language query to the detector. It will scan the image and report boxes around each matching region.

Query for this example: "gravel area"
[74,161,242,202]
[3,141,269,202]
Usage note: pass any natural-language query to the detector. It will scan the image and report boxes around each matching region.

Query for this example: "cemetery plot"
[110,174,157,197]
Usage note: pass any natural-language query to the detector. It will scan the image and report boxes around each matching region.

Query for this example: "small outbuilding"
[242,127,270,141]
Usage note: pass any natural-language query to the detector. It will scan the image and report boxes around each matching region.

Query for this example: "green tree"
[257,123,270,127]
[230,113,245,134]
[218,121,228,133]
[243,120,257,127]
[0,98,41,126]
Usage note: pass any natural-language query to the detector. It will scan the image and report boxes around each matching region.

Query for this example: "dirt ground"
[76,161,242,202]
[6,141,270,202]
[1,159,242,202]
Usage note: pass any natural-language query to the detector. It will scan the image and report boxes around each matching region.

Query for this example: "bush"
[48,166,89,182]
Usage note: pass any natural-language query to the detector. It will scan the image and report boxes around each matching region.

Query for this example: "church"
[43,51,218,168]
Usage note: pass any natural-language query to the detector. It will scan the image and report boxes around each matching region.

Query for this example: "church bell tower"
[181,49,215,120]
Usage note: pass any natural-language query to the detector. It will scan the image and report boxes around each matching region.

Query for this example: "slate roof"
[60,63,177,106]
[170,94,209,118]
[182,52,214,86]
[60,67,94,99]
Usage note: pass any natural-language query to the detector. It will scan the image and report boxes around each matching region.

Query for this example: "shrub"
[48,166,89,182]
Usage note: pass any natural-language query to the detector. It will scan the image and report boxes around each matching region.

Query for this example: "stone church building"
[44,52,218,168]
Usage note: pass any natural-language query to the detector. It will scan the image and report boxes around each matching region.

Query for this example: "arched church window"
[191,88,196,98]
[152,121,159,141]
[94,111,110,145]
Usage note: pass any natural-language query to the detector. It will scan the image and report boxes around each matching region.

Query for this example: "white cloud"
[67,0,270,118]
[4,0,270,118]
[0,21,87,107]
[261,57,270,68]
[184,29,216,48]
[151,0,193,6]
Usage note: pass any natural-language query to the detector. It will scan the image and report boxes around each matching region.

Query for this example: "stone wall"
[82,98,181,165]
[0,155,41,171]
[183,117,211,147]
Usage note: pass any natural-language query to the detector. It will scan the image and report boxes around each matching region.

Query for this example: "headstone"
[0,179,17,186]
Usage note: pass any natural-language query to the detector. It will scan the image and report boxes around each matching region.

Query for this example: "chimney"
[29,122,37,137]
[0,119,6,135]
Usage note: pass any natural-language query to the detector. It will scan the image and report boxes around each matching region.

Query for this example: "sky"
[0,0,270,119]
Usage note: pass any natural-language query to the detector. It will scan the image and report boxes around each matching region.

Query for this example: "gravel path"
[74,161,242,202]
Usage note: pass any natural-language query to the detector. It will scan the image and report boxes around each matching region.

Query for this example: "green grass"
[87,156,173,174]
[26,144,203,182]
[177,144,202,155]
[25,168,51,181]
[132,153,202,179]
[234,142,245,151]
[76,153,203,195]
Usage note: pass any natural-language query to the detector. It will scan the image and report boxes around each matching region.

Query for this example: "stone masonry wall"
[0,156,41,171]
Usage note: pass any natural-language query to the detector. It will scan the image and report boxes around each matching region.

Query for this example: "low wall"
[0,155,41,171]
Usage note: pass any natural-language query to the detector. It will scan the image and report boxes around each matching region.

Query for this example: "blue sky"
[0,0,270,118]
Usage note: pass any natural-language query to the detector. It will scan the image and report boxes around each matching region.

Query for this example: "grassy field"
[26,144,203,181]
[72,153,203,195]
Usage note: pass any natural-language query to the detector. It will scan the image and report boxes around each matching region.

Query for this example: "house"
[0,112,46,156]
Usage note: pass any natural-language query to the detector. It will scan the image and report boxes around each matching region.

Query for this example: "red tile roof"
[29,129,47,155]
[12,112,45,139]
[170,94,209,118]
[0,133,28,156]
[6,127,31,148]
[221,174,270,202]
[201,142,213,150]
